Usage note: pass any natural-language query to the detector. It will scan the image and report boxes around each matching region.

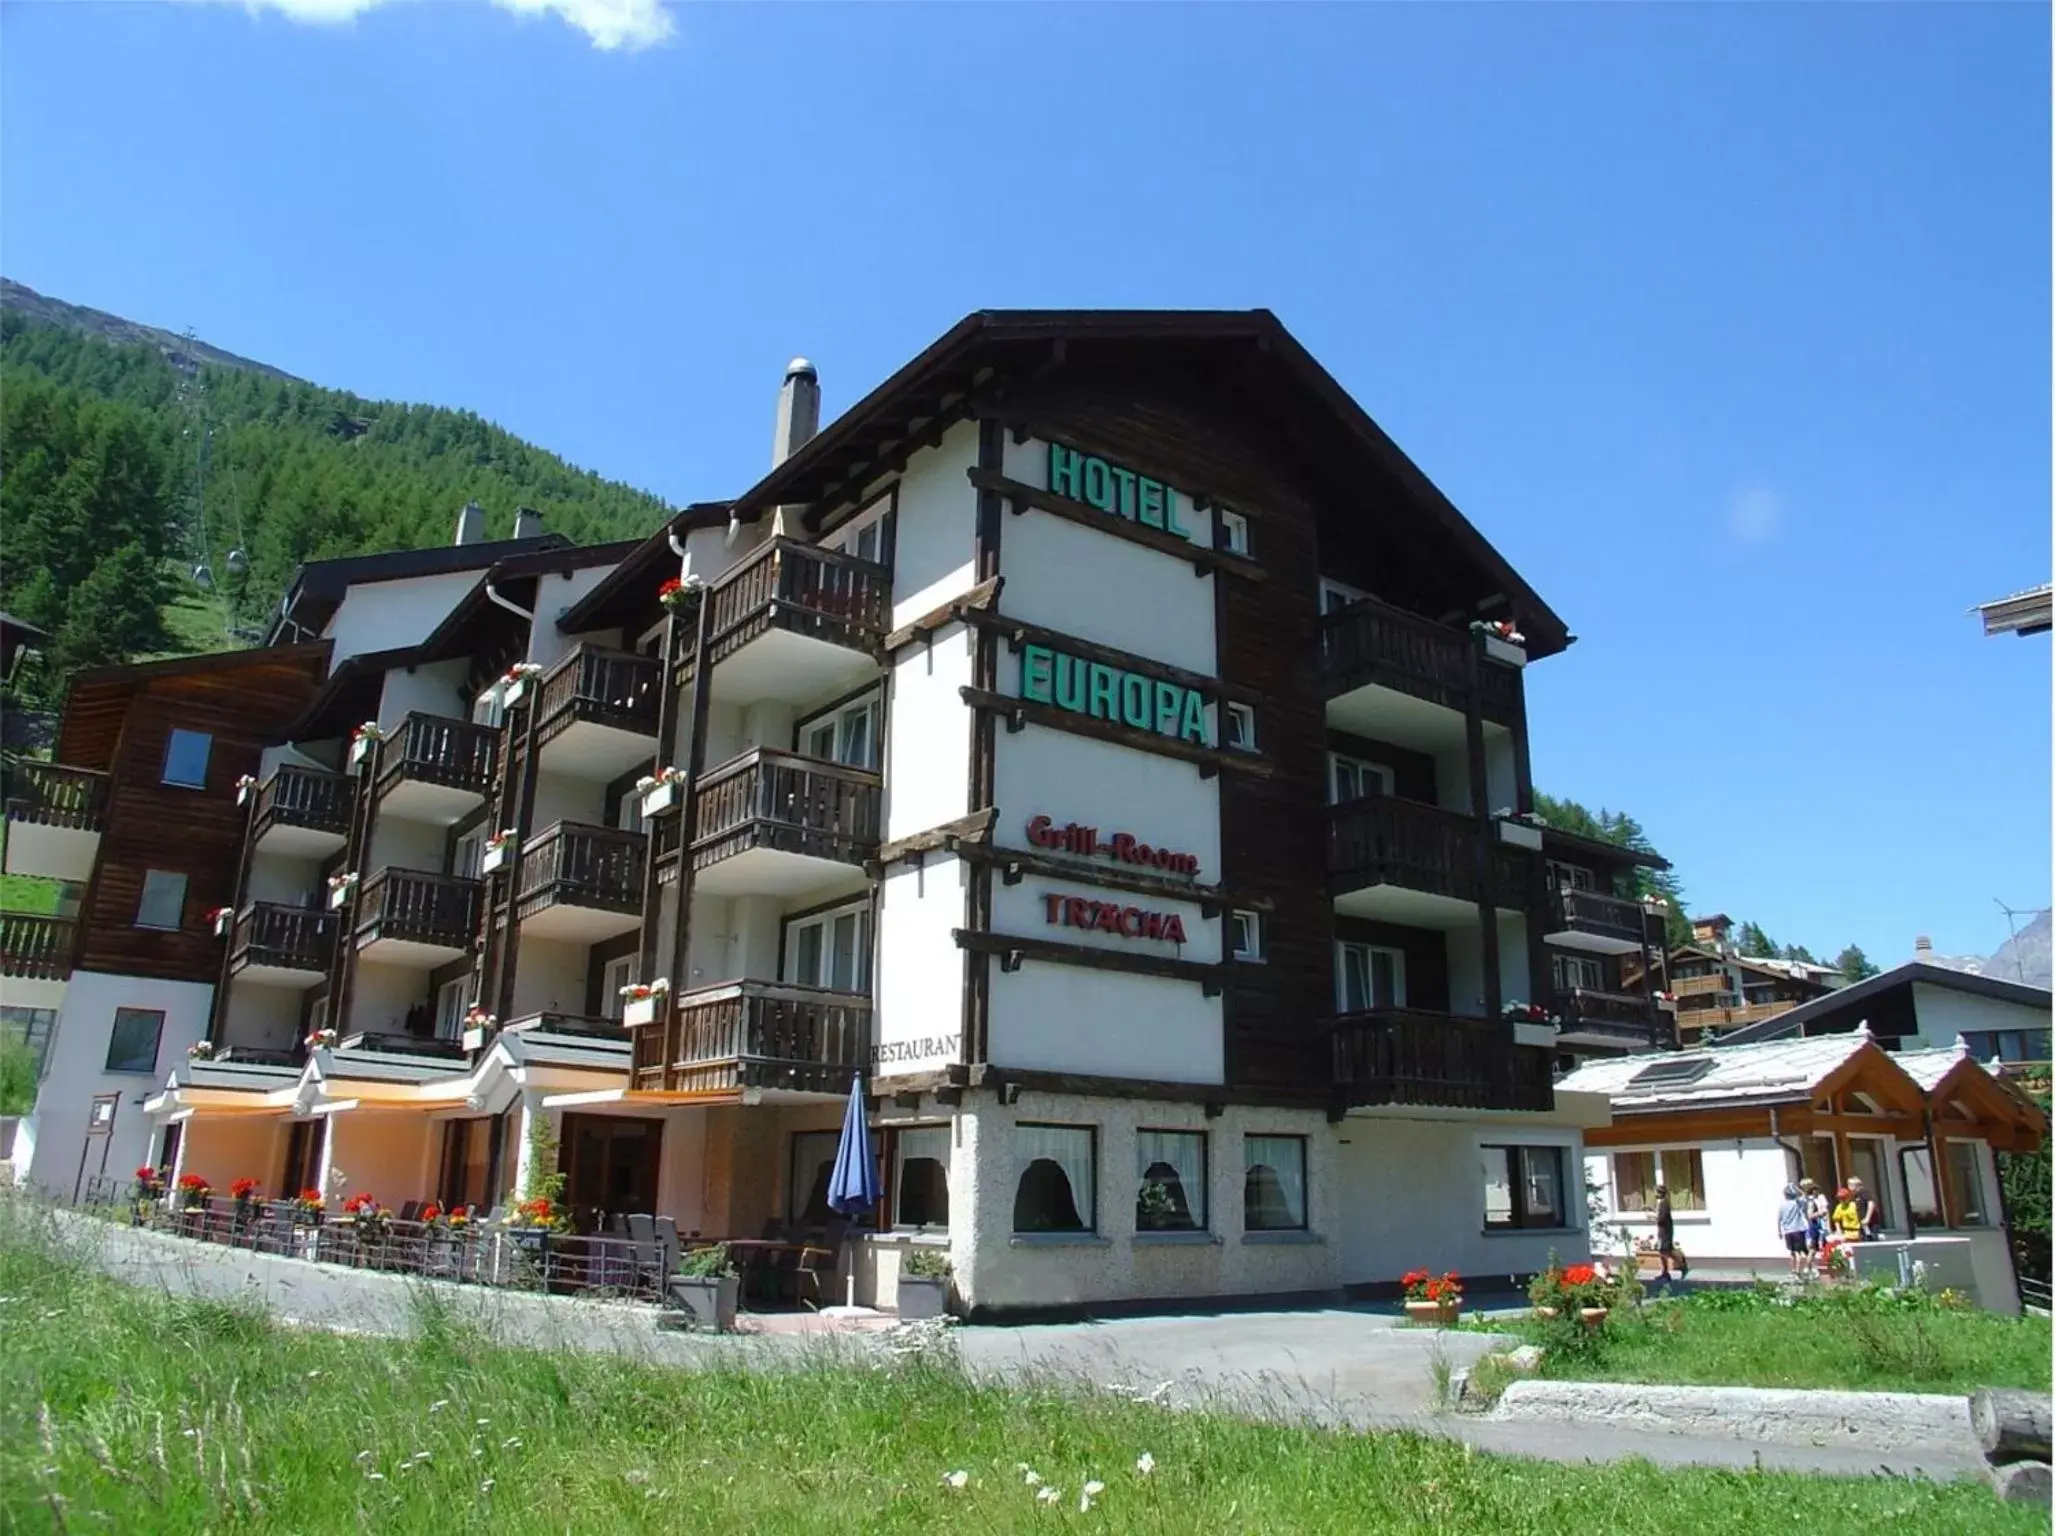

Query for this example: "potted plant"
[325,871,358,911]
[480,828,518,875]
[347,721,384,769]
[635,766,688,819]
[619,978,669,1029]
[500,662,542,708]
[229,1176,261,1232]
[1530,1259,1613,1324]
[657,575,702,614]
[132,1165,164,1226]
[1493,809,1546,850]
[305,1027,337,1052]
[1401,1269,1464,1325]
[897,1246,953,1321]
[460,1006,496,1052]
[186,1040,215,1061]
[1136,1177,1180,1231]
[670,1243,740,1330]
[175,1172,213,1213]
[1472,618,1526,667]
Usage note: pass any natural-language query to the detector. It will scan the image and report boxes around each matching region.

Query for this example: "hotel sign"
[1019,644,1210,746]
[1047,441,1195,543]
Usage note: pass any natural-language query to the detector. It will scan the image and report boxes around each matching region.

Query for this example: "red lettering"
[1109,833,1136,863]
[1143,912,1166,940]
[1095,902,1119,933]
[1026,815,1055,849]
[1065,898,1090,929]
[1120,906,1143,937]
[1042,892,1063,924]
[1165,914,1188,945]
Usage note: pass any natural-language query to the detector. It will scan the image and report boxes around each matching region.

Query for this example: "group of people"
[1776,1176,1882,1275]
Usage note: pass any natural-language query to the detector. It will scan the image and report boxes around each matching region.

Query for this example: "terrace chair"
[398,1200,423,1224]
[654,1216,680,1280]
[627,1213,661,1300]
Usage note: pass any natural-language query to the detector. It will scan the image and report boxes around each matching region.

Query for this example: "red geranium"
[229,1177,261,1200]
[342,1192,378,1216]
[177,1173,211,1192]
[419,1203,443,1224]
[1423,1272,1464,1304]
[297,1188,324,1207]
[1562,1263,1597,1287]
[134,1165,159,1183]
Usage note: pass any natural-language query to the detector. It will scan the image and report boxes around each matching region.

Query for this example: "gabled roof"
[1557,1032,1889,1113]
[1537,825,1670,872]
[1715,960,2052,1046]
[283,644,420,742]
[555,502,732,635]
[414,540,642,663]
[266,533,572,645]
[560,310,1570,653]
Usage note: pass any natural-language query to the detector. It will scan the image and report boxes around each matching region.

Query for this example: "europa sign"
[1019,643,1210,746]
[1026,815,1200,877]
[1042,893,1189,945]
[1047,441,1196,543]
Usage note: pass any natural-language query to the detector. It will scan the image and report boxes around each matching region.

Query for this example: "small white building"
[1564,1031,2046,1312]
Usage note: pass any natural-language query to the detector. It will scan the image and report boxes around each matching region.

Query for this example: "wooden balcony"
[1672,973,1725,998]
[335,1031,469,1061]
[0,912,74,981]
[227,902,336,988]
[1329,796,1533,922]
[1556,987,1666,1048]
[1543,888,1651,957]
[1318,593,1520,727]
[1675,1000,1800,1036]
[3,761,108,881]
[353,868,481,965]
[659,749,881,899]
[630,980,870,1099]
[675,539,890,706]
[1332,1009,1554,1113]
[374,713,497,824]
[533,646,662,780]
[251,766,354,857]
[514,822,646,941]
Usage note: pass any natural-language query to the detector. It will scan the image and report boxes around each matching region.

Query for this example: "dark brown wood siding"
[72,652,327,983]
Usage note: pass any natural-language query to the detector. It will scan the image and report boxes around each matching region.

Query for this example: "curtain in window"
[1016,1125,1094,1229]
[895,1126,952,1228]
[1138,1130,1205,1226]
[1662,1150,1706,1212]
[1522,1147,1561,1221]
[1945,1143,1986,1225]
[1480,1146,1514,1225]
[1244,1135,1306,1229]
[1613,1151,1655,1213]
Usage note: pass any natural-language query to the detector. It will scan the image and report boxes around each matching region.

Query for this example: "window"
[1551,953,1606,994]
[471,687,505,730]
[135,871,188,931]
[1611,1149,1705,1213]
[1945,1142,1988,1226]
[1328,753,1394,805]
[1482,1143,1567,1229]
[1546,860,1595,893]
[1903,1147,1943,1226]
[453,827,486,880]
[1223,702,1257,753]
[1,1006,56,1081]
[434,977,470,1041]
[1229,911,1263,962]
[789,1130,842,1225]
[1136,1129,1207,1231]
[1336,941,1405,1012]
[1013,1124,1095,1233]
[1243,1134,1308,1231]
[1849,1139,1892,1228]
[161,729,212,789]
[600,952,640,1022]
[784,901,872,994]
[1217,509,1250,557]
[892,1125,951,1230]
[1319,578,1368,615]
[104,1008,164,1074]
[798,690,882,771]
[829,497,891,565]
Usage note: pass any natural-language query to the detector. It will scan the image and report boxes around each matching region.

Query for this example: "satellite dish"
[192,563,213,589]
[226,548,248,575]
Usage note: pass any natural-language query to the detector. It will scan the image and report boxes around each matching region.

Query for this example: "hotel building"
[4,311,1675,1315]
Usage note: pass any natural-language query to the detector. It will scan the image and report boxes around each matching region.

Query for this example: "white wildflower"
[366,1472,385,1482]
[501,1437,521,1450]
[480,1478,495,1493]
[354,1450,374,1464]
[306,1370,322,1380]
[1036,1485,1061,1505]
[1080,1479,1105,1512]
[1020,1465,1043,1486]
[475,1419,490,1427]
[941,1470,969,1489]
[410,1451,431,1463]
[625,1470,650,1485]
[429,1400,450,1414]
[1135,1452,1156,1476]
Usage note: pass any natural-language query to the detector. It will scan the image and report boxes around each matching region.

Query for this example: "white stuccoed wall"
[887,421,980,627]
[376,659,468,730]
[221,981,304,1053]
[245,850,324,907]
[508,938,589,1019]
[527,565,622,671]
[873,857,969,1075]
[1909,983,2050,1052]
[366,815,446,875]
[323,572,487,666]
[883,623,973,839]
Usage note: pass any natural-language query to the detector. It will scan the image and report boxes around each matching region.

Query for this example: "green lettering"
[1136,477,1166,529]
[1048,442,1081,500]
[1165,487,1191,541]
[1021,644,1055,704]
[1054,652,1087,711]
[1087,662,1119,721]
[1109,466,1137,521]
[1154,681,1182,736]
[1179,691,1209,745]
[1120,674,1152,728]
[1082,456,1114,511]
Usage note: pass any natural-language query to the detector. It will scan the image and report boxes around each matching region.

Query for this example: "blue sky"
[5,1,2048,966]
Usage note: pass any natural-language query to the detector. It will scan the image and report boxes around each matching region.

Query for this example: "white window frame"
[826,495,891,565]
[1551,952,1606,993]
[452,826,486,881]
[1229,910,1263,963]
[1328,752,1394,805]
[890,1122,952,1231]
[1335,940,1406,1013]
[1319,577,1369,615]
[783,899,873,995]
[600,953,640,1022]
[135,870,188,932]
[1547,860,1596,893]
[161,729,213,790]
[797,688,882,771]
[434,977,470,1040]
[1217,509,1250,557]
[1224,702,1257,753]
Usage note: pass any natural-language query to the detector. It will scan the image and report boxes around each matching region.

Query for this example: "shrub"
[902,1247,953,1280]
[679,1242,735,1279]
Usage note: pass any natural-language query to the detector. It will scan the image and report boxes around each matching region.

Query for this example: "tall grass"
[0,1203,2039,1534]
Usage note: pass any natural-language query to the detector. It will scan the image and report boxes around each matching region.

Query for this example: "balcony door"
[1551,953,1605,994]
[1328,753,1394,806]
[798,691,881,771]
[600,953,639,1022]
[1336,941,1406,1013]
[561,1113,662,1219]
[784,901,872,994]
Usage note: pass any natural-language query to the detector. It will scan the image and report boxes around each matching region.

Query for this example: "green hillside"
[0,300,672,690]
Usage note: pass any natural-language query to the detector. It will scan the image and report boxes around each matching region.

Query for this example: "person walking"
[1653,1182,1688,1281]
[1800,1177,1829,1255]
[1849,1177,1882,1240]
[1777,1183,1811,1276]
[1831,1186,1863,1242]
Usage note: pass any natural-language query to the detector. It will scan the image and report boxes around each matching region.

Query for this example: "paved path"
[58,1215,1987,1483]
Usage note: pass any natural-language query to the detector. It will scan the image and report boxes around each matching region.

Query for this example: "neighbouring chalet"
[1567,1031,2047,1312]
[6,310,1683,1316]
[1714,957,2053,1068]
[1625,914,1841,1045]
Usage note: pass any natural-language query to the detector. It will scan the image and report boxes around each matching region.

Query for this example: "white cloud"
[197,0,676,51]
[1726,483,1781,545]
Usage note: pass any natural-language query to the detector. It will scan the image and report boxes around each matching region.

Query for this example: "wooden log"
[1972,1389,2054,1463]
[1987,1461,2052,1506]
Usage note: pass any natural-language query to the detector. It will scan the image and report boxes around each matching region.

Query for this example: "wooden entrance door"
[561,1114,663,1221]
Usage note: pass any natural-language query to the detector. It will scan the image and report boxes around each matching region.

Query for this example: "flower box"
[348,736,376,769]
[1482,634,1527,668]
[461,1026,487,1053]
[211,910,232,938]
[327,883,352,911]
[623,995,660,1028]
[503,678,530,708]
[481,844,508,874]
[1496,818,1544,851]
[1403,1299,1461,1327]
[896,1273,950,1321]
[667,1273,739,1331]
[640,780,680,819]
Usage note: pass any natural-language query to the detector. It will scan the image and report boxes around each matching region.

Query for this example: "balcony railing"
[1558,987,1662,1043]
[1675,1000,1798,1035]
[1672,973,1725,998]
[228,902,336,975]
[534,645,661,744]
[1317,593,1519,724]
[676,539,892,681]
[1332,1009,1555,1113]
[631,980,871,1097]
[0,912,74,979]
[677,749,883,873]
[335,1030,468,1060]
[375,714,497,797]
[3,760,108,831]
[212,1046,301,1067]
[253,766,354,841]
[353,868,481,952]
[1548,888,1650,948]
[515,822,646,919]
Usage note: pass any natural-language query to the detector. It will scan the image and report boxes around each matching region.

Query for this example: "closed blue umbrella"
[826,1073,879,1216]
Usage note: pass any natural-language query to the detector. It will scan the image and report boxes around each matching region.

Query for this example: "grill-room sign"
[1025,815,1201,877]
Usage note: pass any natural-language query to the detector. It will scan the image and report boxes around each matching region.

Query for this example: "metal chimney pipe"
[454,500,488,546]
[513,507,544,541]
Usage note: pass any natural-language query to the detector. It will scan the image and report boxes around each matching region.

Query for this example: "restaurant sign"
[1019,643,1209,746]
[1026,814,1201,877]
[1047,441,1196,544]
